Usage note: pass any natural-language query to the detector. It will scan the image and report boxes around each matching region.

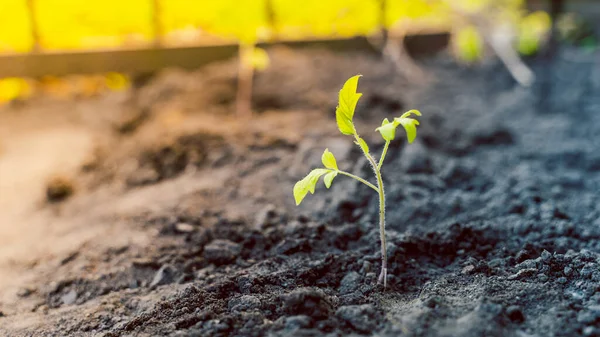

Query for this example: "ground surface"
[0,45,599,337]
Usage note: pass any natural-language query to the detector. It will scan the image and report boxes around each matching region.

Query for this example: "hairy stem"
[336,170,379,193]
[377,140,391,170]
[353,135,387,289]
[369,156,387,288]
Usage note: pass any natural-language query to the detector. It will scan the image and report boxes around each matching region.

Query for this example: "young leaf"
[399,109,422,119]
[395,118,420,143]
[323,171,338,188]
[336,112,356,135]
[375,118,397,141]
[321,148,338,170]
[338,75,362,120]
[394,109,422,143]
[355,137,370,154]
[335,75,362,136]
[293,169,329,205]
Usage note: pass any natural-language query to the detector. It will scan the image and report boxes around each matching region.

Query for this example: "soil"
[0,44,599,337]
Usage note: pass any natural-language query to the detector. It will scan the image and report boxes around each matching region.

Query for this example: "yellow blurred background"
[1,0,548,53]
[0,0,550,103]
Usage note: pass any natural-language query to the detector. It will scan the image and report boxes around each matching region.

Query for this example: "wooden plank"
[0,44,237,78]
[0,35,448,78]
[0,38,368,78]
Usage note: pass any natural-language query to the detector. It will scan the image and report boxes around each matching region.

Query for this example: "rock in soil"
[203,239,241,265]
[150,264,178,288]
[336,304,380,333]
[282,288,333,319]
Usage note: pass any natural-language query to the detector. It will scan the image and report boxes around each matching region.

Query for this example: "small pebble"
[228,295,261,312]
[203,239,241,265]
[282,288,333,319]
[541,250,552,262]
[284,315,313,330]
[516,259,538,271]
[578,311,596,324]
[338,271,362,294]
[507,268,537,281]
[150,264,177,288]
[61,289,78,306]
[174,223,195,233]
[336,304,378,333]
[462,265,476,275]
[557,277,568,284]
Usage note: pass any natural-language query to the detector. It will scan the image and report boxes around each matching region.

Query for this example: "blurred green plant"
[518,11,552,56]
[447,0,551,86]
[293,75,422,288]
[453,25,484,62]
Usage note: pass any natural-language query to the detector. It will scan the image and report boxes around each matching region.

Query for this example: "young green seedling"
[293,75,422,288]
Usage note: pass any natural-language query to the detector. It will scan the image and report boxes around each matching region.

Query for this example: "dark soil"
[1,44,600,337]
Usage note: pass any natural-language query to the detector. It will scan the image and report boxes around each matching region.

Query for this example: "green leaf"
[335,109,356,135]
[335,75,362,136]
[321,148,338,170]
[375,118,397,141]
[293,169,329,205]
[394,118,420,144]
[399,109,422,119]
[355,137,370,154]
[323,171,338,189]
[393,110,422,144]
[338,75,362,120]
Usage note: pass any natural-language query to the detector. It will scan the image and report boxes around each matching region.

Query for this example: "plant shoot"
[293,75,422,288]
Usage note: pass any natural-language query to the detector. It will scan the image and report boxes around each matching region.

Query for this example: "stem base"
[378,267,387,288]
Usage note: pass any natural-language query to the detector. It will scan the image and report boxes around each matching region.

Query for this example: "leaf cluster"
[294,75,421,205]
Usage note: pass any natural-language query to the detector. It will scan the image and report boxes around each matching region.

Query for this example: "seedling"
[293,75,422,288]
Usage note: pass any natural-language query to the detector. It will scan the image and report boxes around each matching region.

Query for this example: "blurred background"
[0,0,597,102]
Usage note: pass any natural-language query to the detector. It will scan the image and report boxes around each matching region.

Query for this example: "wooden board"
[0,35,449,78]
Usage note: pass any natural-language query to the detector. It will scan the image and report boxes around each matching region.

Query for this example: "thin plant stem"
[336,170,379,193]
[366,153,387,288]
[354,135,388,288]
[377,140,391,170]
